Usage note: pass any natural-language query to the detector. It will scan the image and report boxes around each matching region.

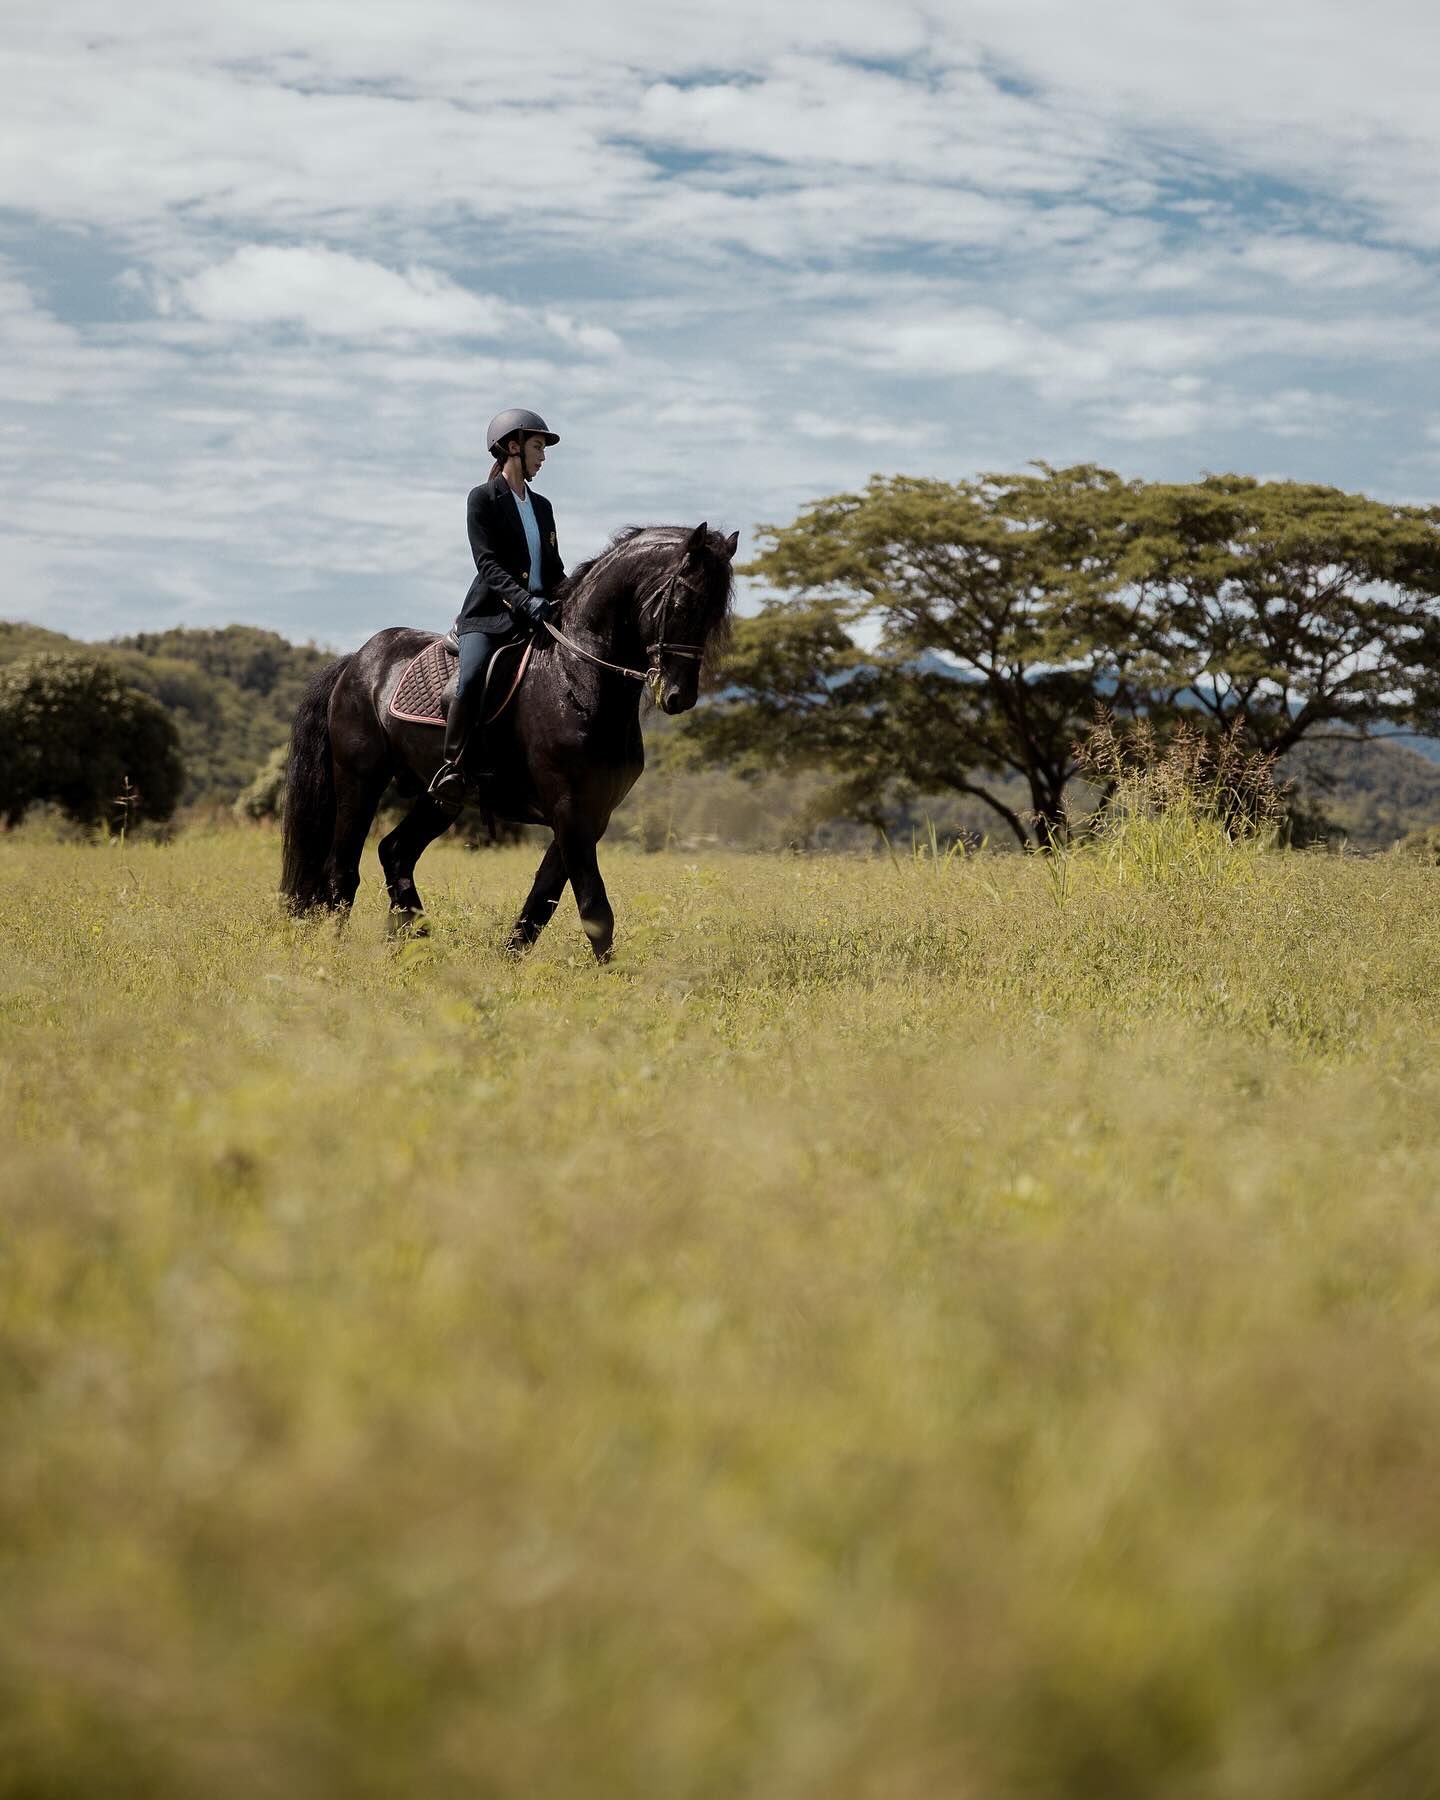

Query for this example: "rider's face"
[522,435,547,479]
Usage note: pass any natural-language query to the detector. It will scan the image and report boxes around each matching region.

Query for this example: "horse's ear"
[686,521,708,561]
[722,529,739,561]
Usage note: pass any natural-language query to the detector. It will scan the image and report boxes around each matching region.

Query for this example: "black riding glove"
[516,592,555,630]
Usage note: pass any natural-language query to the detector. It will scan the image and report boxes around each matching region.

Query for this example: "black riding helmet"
[487,408,559,456]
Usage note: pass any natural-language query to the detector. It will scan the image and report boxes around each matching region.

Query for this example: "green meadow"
[5,826,1440,1798]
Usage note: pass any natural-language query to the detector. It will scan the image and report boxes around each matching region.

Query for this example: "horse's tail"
[280,655,352,912]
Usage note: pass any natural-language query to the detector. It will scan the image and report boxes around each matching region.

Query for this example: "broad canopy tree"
[0,654,184,829]
[686,467,1440,847]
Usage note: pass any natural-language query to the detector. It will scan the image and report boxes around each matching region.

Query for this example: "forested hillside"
[1286,735,1440,848]
[3,618,1439,846]
[0,623,332,804]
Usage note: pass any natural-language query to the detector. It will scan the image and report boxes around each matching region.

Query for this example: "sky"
[4,0,1440,647]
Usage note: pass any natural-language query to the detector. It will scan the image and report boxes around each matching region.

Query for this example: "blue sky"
[3,0,1439,647]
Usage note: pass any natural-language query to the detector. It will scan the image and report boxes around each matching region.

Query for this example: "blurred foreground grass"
[4,828,1440,1798]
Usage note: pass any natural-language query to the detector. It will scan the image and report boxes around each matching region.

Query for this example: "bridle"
[544,559,708,700]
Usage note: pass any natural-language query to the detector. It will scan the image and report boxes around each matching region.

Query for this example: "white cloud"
[829,306,1437,398]
[634,57,1119,194]
[1236,237,1421,290]
[179,245,510,338]
[166,248,624,357]
[1246,388,1371,439]
[793,413,924,446]
[3,0,1440,261]
[541,310,623,357]
[1094,382,1368,445]
[1100,392,1216,442]
[3,2,1440,641]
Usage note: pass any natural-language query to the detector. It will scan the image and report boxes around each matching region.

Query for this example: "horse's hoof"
[387,908,428,940]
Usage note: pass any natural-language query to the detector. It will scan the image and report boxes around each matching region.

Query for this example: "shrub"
[232,745,288,822]
[1070,715,1288,886]
[0,654,184,829]
[1396,822,1440,863]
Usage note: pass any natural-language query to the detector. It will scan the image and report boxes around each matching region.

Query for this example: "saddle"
[388,630,534,727]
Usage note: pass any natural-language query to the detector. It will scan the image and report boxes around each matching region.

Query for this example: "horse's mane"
[558,526,658,594]
[556,525,734,659]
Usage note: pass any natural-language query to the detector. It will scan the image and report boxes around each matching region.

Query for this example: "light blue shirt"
[511,485,544,593]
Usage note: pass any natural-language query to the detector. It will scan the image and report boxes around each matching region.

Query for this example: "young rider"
[429,407,564,808]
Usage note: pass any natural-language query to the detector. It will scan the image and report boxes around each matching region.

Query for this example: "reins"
[542,619,656,684]
[543,560,707,698]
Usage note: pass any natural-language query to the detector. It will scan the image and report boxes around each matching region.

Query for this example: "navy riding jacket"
[458,474,565,635]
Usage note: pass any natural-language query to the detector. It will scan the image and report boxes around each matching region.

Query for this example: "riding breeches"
[445,628,505,759]
[456,628,503,704]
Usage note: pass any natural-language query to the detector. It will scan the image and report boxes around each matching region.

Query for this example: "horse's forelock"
[643,528,736,670]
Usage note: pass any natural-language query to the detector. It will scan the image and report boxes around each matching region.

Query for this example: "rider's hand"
[518,592,554,629]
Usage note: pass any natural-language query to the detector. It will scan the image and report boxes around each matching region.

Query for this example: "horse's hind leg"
[505,837,569,956]
[329,766,389,910]
[379,794,453,922]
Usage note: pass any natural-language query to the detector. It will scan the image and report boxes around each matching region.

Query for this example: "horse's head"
[641,521,739,715]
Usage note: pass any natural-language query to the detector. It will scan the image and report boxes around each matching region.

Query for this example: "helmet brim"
[488,430,560,454]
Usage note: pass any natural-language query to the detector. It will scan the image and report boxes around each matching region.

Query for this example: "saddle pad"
[389,638,452,725]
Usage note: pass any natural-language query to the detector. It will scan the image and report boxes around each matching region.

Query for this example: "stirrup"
[428,760,466,812]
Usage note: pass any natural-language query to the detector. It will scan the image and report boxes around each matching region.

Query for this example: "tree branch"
[939,776,1032,848]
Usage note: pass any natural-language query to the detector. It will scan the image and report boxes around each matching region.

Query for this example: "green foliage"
[232,744,288,822]
[0,653,184,828]
[1397,822,1440,863]
[0,621,74,660]
[0,622,332,804]
[6,834,1440,1794]
[1123,473,1440,746]
[688,467,1440,847]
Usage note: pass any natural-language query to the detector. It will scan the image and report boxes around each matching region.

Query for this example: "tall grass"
[1068,713,1287,887]
[3,828,1440,1797]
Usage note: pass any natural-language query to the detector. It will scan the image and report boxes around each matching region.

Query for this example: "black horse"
[280,522,738,961]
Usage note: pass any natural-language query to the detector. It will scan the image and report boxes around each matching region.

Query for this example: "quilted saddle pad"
[389,637,453,725]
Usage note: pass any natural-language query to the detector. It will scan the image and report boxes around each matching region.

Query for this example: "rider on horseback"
[428,407,564,809]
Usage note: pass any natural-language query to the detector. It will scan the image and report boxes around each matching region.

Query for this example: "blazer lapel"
[490,474,525,560]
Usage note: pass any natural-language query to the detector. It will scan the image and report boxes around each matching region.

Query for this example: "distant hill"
[0,622,333,805]
[1286,735,1440,848]
[1371,723,1440,765]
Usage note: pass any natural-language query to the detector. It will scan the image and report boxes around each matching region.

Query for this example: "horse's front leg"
[506,837,569,956]
[553,807,614,963]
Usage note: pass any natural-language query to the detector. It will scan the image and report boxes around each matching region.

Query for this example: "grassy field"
[5,825,1440,1798]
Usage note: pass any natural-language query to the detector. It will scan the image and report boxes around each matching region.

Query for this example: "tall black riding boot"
[430,684,482,813]
[427,632,496,810]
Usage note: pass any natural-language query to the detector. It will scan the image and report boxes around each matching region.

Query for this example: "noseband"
[544,560,708,698]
